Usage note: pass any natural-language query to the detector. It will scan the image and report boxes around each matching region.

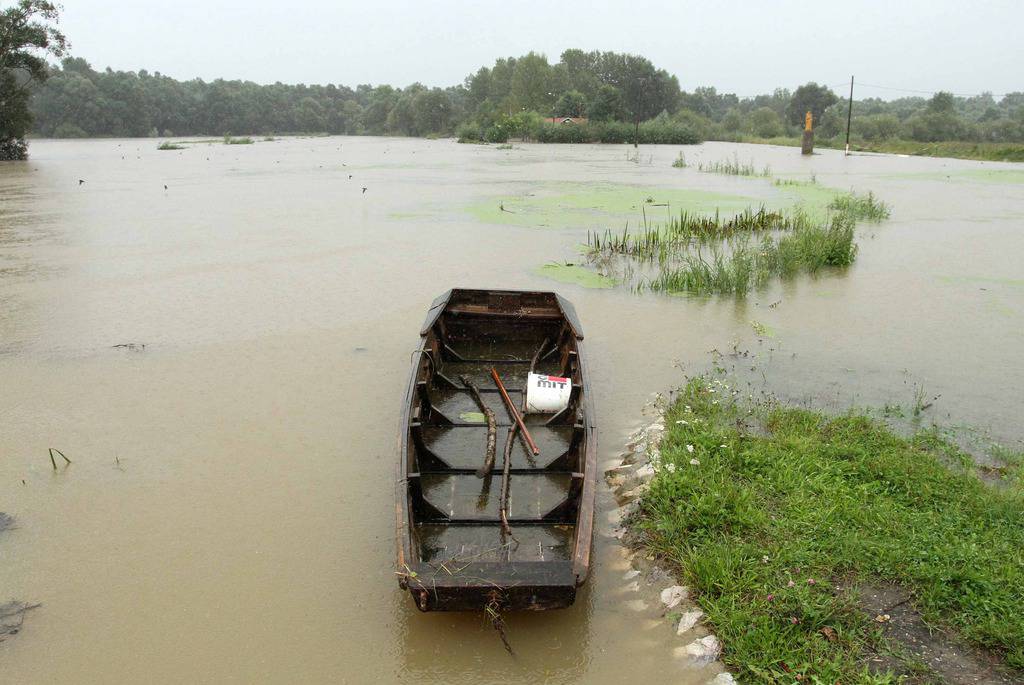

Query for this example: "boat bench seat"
[415,525,574,563]
[421,425,573,470]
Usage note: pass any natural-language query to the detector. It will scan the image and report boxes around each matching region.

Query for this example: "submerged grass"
[635,377,1024,682]
[587,206,809,262]
[157,141,185,150]
[641,213,857,295]
[829,190,891,222]
[774,174,817,187]
[698,153,771,177]
[224,136,254,145]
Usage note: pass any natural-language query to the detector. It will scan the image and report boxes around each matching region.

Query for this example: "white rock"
[622,568,641,581]
[623,580,640,593]
[684,635,721,665]
[707,673,736,685]
[634,463,656,482]
[604,462,634,476]
[676,610,704,635]
[619,482,650,502]
[660,585,689,610]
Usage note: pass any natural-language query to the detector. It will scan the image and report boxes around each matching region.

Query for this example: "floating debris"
[0,601,41,643]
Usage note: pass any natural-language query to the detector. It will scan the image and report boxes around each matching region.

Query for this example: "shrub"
[0,136,28,160]
[455,121,484,143]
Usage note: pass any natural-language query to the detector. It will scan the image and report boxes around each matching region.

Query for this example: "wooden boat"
[396,289,597,611]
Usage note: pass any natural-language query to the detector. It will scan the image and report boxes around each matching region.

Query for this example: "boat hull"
[396,289,596,612]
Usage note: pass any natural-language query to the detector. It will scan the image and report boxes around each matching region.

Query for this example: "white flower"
[689,458,700,466]
[720,444,727,448]
[686,444,694,453]
[676,419,688,425]
[665,463,677,473]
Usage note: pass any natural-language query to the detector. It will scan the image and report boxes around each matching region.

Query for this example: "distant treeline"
[29,51,1024,147]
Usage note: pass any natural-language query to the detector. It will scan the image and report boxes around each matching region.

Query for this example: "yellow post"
[801,110,814,155]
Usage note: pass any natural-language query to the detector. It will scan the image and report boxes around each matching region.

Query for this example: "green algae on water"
[468,182,760,229]
[535,263,617,288]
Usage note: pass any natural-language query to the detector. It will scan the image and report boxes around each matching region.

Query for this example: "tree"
[412,88,451,134]
[786,82,838,128]
[510,52,552,112]
[927,91,956,115]
[603,53,680,145]
[679,86,738,121]
[614,54,677,124]
[557,49,600,100]
[0,1,67,159]
[552,90,586,118]
[295,96,325,132]
[748,107,783,138]
[588,84,623,121]
[466,66,491,108]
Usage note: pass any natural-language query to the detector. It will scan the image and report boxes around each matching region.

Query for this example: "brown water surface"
[1,137,1022,683]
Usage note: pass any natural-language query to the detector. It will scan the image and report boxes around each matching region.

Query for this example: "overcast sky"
[55,0,1023,99]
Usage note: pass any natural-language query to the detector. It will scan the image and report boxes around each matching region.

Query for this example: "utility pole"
[845,75,854,156]
[633,77,647,149]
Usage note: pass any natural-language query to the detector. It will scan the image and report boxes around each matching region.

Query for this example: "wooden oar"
[490,367,540,456]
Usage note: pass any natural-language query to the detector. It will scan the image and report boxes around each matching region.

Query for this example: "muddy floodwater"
[2,137,1023,683]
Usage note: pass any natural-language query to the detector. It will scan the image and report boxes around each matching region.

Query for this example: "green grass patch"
[643,213,857,295]
[671,151,688,168]
[587,207,812,262]
[224,136,255,145]
[698,153,771,177]
[774,174,817,187]
[828,190,891,222]
[635,377,1024,682]
[535,263,617,288]
[157,141,185,150]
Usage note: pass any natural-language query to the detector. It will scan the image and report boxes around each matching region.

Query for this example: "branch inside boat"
[459,375,497,478]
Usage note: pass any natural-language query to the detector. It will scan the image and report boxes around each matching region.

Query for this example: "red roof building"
[544,116,588,125]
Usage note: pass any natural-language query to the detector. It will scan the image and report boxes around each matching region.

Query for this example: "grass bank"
[633,377,1024,682]
[737,135,1024,163]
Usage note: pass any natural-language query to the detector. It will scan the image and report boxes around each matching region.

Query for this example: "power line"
[703,82,1016,100]
[847,82,1014,99]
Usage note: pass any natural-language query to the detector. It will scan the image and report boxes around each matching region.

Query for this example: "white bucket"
[525,372,571,414]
